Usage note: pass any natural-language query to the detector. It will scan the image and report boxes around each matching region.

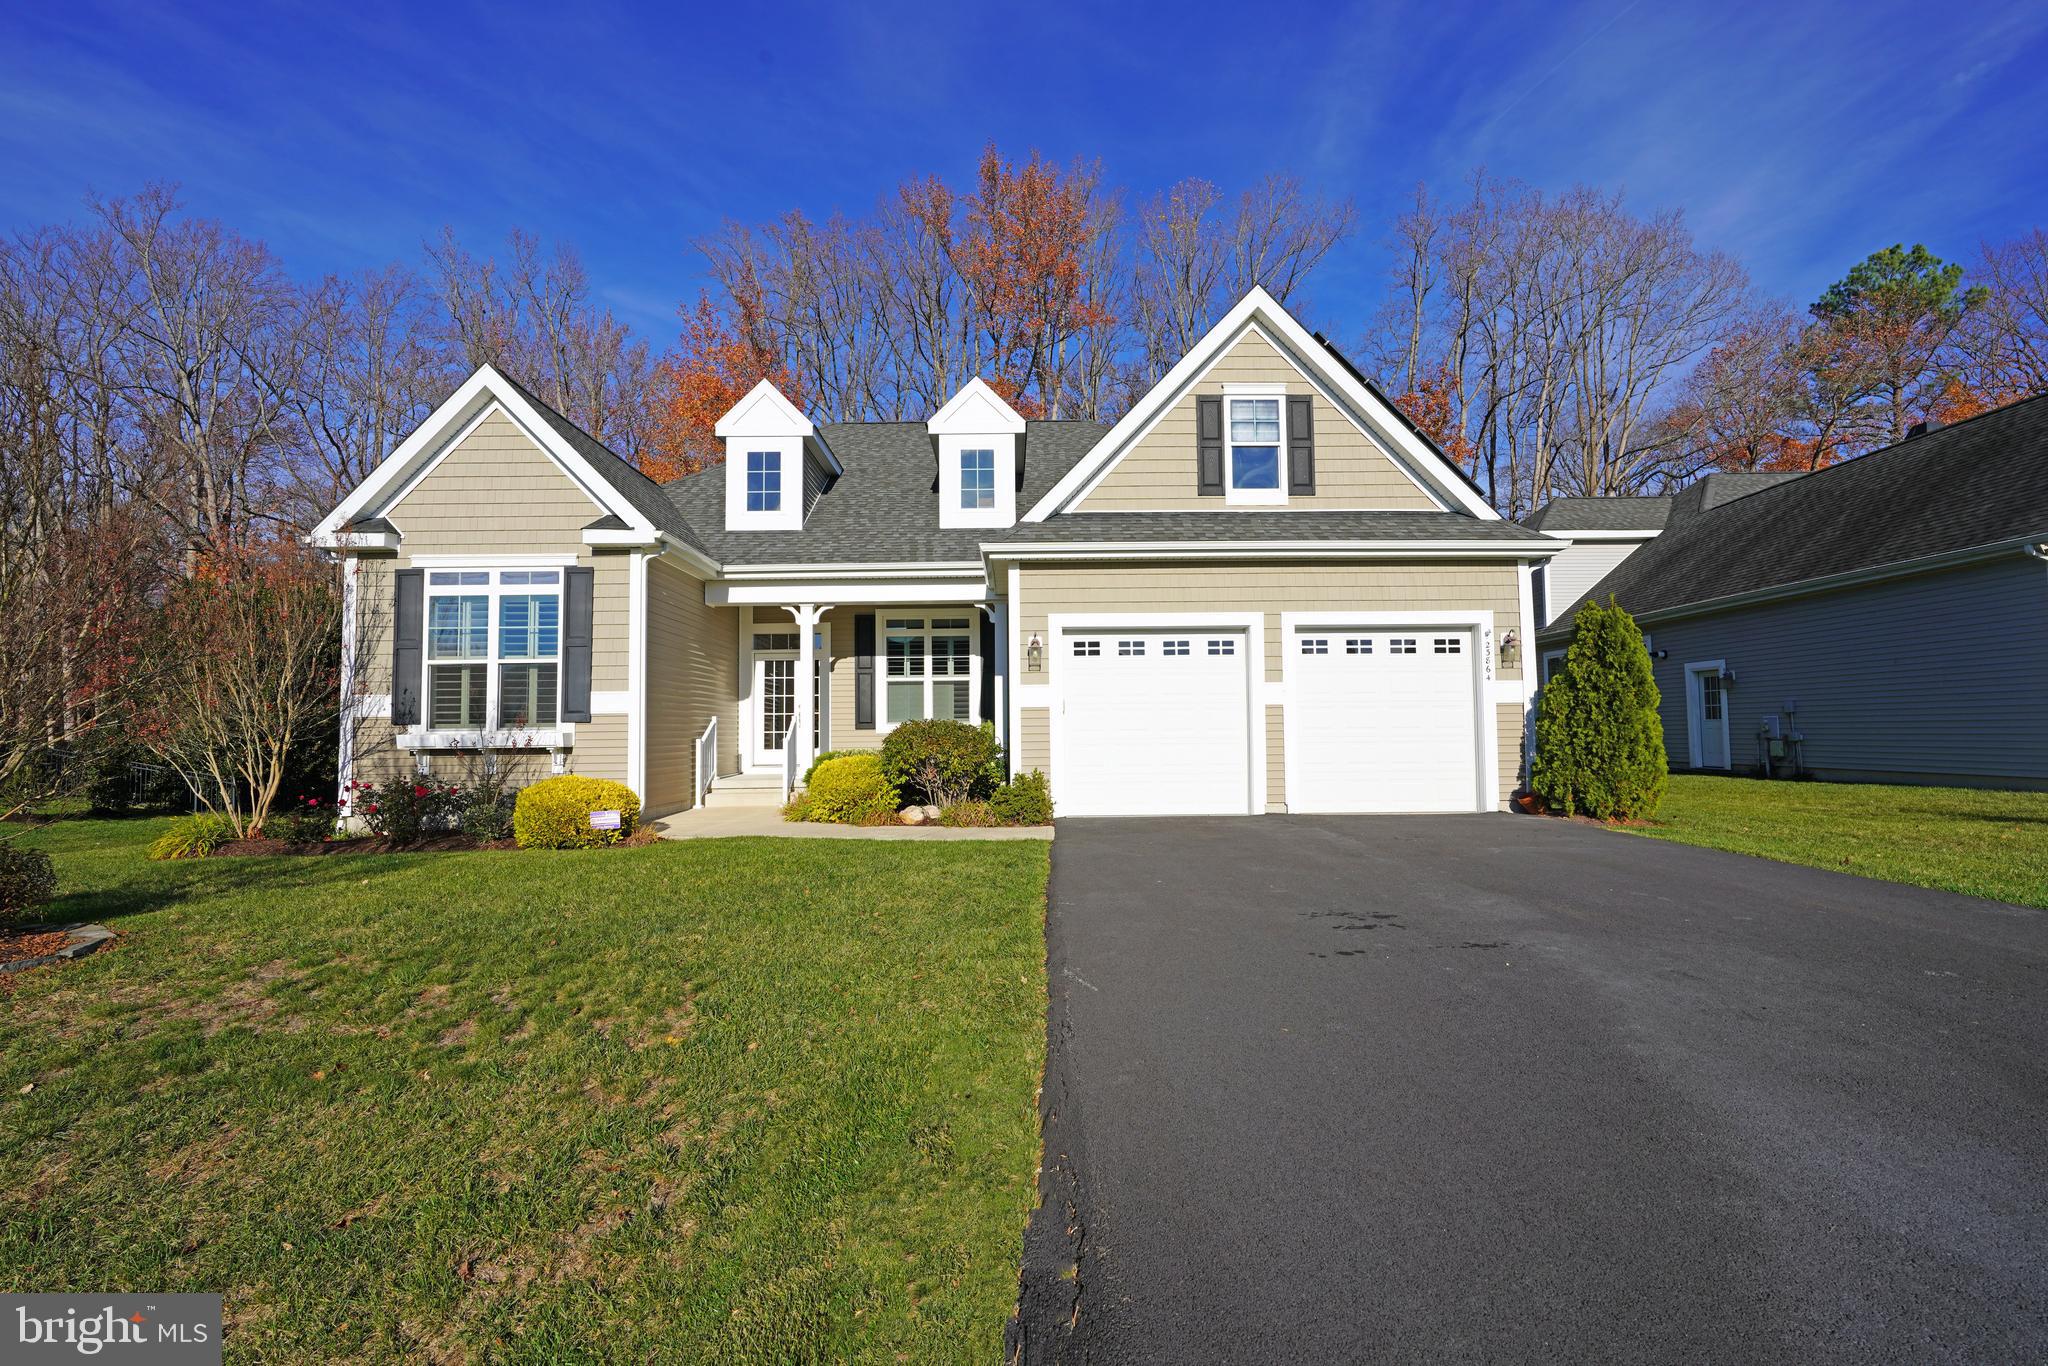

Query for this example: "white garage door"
[1059,630,1251,816]
[1290,628,1482,813]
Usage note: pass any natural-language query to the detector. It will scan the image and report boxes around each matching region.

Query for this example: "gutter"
[981,537,1566,564]
[1538,531,2048,640]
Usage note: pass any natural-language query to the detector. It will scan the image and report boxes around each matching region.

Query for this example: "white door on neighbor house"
[1688,664,1730,769]
[1058,630,1252,816]
[1289,628,1483,813]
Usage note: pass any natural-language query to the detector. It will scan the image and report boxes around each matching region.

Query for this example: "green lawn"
[1630,775,2048,908]
[1,819,1050,1363]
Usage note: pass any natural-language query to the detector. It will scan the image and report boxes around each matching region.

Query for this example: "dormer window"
[1227,394,1285,504]
[746,451,782,512]
[930,378,1026,529]
[960,449,996,510]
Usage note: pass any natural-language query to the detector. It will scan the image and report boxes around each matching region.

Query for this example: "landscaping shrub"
[935,799,999,828]
[346,777,462,843]
[1531,597,1668,820]
[513,775,641,848]
[788,754,899,825]
[458,791,518,843]
[990,770,1054,826]
[0,841,57,928]
[880,720,1003,808]
[265,796,336,847]
[148,811,238,861]
[802,749,864,785]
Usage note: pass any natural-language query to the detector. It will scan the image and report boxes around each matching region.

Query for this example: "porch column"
[790,603,823,772]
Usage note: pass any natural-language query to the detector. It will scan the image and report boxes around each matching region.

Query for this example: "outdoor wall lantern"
[1499,630,1519,671]
[1026,632,1044,673]
[1720,668,1737,689]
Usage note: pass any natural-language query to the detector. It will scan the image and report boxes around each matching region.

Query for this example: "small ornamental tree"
[1532,598,1668,820]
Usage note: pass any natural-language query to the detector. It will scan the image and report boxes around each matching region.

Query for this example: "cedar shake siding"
[1077,328,1441,513]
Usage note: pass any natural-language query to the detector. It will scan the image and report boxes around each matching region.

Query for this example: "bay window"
[423,568,561,733]
[884,616,974,726]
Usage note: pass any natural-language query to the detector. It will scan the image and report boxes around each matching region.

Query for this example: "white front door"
[1059,630,1252,816]
[752,652,798,768]
[1688,664,1730,769]
[1289,628,1483,813]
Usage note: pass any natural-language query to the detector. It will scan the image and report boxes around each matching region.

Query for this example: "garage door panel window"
[1346,638,1371,654]
[1390,638,1417,654]
[1433,637,1462,654]
[1301,637,1329,655]
[1163,639,1190,656]
[884,616,973,727]
[1118,639,1145,656]
[1207,639,1235,656]
[1073,639,1100,657]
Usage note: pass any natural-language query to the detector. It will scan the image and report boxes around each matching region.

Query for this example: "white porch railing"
[694,715,718,806]
[780,696,808,804]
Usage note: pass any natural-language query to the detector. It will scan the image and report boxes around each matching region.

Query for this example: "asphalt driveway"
[1013,815,2048,1363]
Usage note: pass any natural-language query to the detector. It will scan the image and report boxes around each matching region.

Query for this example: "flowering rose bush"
[264,794,337,847]
[345,777,462,844]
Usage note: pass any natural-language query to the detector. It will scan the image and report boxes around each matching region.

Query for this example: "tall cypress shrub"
[1531,597,1668,820]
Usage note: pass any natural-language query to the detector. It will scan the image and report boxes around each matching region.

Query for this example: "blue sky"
[4,0,2045,348]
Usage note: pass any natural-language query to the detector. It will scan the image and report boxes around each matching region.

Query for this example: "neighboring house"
[1524,497,1671,627]
[312,288,1564,819]
[1535,395,2048,789]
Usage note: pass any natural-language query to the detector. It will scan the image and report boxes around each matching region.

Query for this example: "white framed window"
[960,449,996,510]
[1207,638,1235,656]
[1345,638,1372,654]
[423,568,562,732]
[1300,637,1329,655]
[1389,638,1418,655]
[884,616,975,726]
[1226,392,1286,504]
[1163,639,1190,656]
[745,451,782,512]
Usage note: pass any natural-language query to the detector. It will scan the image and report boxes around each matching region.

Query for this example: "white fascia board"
[1541,528,1664,543]
[313,363,660,542]
[707,580,991,606]
[313,529,401,551]
[718,561,984,579]
[929,377,1027,434]
[1022,286,1499,523]
[980,538,1567,562]
[808,431,844,476]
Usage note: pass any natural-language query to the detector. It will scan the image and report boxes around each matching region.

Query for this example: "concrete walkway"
[654,806,1052,841]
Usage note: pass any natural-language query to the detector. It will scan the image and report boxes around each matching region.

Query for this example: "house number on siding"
[1483,627,1494,680]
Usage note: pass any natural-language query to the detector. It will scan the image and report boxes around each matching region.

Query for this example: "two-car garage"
[1050,618,1494,817]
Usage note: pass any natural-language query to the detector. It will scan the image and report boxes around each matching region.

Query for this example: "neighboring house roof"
[1542,394,2048,635]
[491,370,713,556]
[665,420,1108,565]
[1522,497,1673,533]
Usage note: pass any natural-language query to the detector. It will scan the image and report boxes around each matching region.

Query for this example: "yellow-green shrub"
[512,776,641,848]
[787,754,898,825]
[148,812,238,861]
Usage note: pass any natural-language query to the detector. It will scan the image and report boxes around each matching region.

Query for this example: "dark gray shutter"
[854,613,876,729]
[1197,395,1224,496]
[978,614,996,722]
[561,565,594,723]
[1287,394,1315,495]
[391,568,424,726]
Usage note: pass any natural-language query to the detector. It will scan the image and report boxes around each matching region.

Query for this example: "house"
[1523,496,1671,628]
[312,288,1565,819]
[1534,395,2048,789]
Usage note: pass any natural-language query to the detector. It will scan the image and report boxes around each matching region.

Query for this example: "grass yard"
[1632,775,2048,909]
[0,819,1051,1363]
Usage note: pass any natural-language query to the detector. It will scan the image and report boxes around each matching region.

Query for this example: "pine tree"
[1532,598,1668,820]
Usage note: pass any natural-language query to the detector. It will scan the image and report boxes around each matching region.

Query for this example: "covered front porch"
[704,571,1008,802]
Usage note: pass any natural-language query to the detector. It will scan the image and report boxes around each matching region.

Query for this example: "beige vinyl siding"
[819,608,883,753]
[1077,328,1440,513]
[342,404,637,791]
[643,557,742,817]
[1017,709,1051,775]
[1014,558,1524,806]
[1265,706,1287,811]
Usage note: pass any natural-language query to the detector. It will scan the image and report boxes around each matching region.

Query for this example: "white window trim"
[1223,384,1288,506]
[413,567,572,749]
[1279,611,1497,815]
[879,612,981,733]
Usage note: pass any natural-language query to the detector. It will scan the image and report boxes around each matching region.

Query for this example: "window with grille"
[1346,638,1371,654]
[1390,638,1418,654]
[883,616,974,725]
[1433,637,1462,654]
[745,451,782,512]
[1207,639,1235,656]
[1300,637,1329,654]
[1163,639,1190,656]
[1073,639,1101,657]
[1118,639,1145,656]
[423,569,562,731]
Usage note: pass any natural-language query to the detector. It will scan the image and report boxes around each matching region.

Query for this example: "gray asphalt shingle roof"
[1542,395,2048,636]
[1522,497,1673,532]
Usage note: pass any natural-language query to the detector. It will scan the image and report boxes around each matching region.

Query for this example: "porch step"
[703,772,790,808]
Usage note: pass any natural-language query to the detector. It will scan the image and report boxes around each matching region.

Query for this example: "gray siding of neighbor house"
[1645,554,2048,788]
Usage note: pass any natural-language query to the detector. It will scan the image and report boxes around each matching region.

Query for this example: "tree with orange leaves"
[642,289,802,482]
[1392,366,1474,469]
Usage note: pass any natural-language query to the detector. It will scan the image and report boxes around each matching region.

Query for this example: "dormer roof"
[929,377,1027,435]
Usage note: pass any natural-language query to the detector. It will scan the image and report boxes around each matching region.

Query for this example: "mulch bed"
[0,926,78,970]
[1511,792,1654,829]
